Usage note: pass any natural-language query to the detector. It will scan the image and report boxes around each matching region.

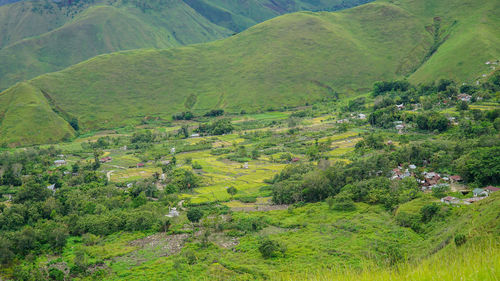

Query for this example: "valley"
[0,0,498,280]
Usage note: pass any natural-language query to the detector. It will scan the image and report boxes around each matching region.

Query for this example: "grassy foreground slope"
[1,0,499,146]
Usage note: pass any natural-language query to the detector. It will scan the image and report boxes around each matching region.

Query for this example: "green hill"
[0,0,368,91]
[0,82,75,147]
[0,0,499,147]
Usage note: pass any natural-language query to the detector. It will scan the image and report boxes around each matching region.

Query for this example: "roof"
[484,186,499,192]
[473,188,485,193]
[442,196,457,201]
[450,175,462,181]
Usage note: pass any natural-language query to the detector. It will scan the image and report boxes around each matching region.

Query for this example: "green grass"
[0,0,499,148]
[87,193,500,280]
[0,0,370,91]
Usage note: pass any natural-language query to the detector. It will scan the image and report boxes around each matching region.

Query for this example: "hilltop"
[0,0,499,147]
[0,0,368,90]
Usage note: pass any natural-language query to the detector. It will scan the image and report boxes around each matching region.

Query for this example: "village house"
[462,197,485,205]
[47,184,56,194]
[137,163,145,168]
[473,188,488,197]
[484,186,499,195]
[449,175,462,183]
[441,196,460,205]
[358,113,366,119]
[396,104,405,110]
[291,157,300,163]
[391,167,411,180]
[126,183,133,188]
[166,207,179,218]
[190,133,200,138]
[421,171,442,190]
[457,93,471,102]
[100,156,112,163]
[54,160,66,167]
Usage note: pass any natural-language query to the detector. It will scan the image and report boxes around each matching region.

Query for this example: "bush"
[258,238,286,258]
[454,233,467,246]
[333,193,356,211]
[48,267,65,281]
[420,203,440,223]
[191,162,202,169]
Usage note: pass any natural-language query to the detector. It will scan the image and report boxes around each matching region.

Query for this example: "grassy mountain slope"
[0,82,75,146]
[0,1,70,48]
[0,0,369,91]
[1,0,499,147]
[25,3,428,130]
[407,0,500,83]
[182,0,373,32]
[0,1,232,90]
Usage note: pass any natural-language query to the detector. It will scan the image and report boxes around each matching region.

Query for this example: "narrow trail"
[106,170,115,182]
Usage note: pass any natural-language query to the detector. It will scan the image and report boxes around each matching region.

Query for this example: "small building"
[484,186,500,194]
[396,104,405,110]
[137,163,145,168]
[47,184,56,194]
[450,175,462,183]
[54,160,66,167]
[358,113,366,119]
[190,133,200,138]
[100,156,112,163]
[170,147,176,154]
[409,164,417,170]
[462,197,485,205]
[243,162,249,169]
[441,196,459,204]
[473,188,488,197]
[126,183,133,188]
[166,207,179,218]
[291,157,300,163]
[457,94,471,102]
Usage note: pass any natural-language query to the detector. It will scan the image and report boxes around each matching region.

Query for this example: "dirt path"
[106,170,114,182]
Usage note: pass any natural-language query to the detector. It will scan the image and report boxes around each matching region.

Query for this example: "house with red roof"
[484,186,499,194]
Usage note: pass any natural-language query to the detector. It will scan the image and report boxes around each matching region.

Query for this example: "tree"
[0,236,13,264]
[420,203,439,223]
[258,238,286,258]
[457,100,469,111]
[187,208,203,236]
[69,118,79,131]
[332,192,355,211]
[179,125,189,139]
[226,186,237,199]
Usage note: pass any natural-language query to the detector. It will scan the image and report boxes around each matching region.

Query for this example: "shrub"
[420,203,440,223]
[48,268,65,281]
[454,233,467,246]
[258,238,286,258]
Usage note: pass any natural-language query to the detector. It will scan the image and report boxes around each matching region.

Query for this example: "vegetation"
[0,0,498,280]
[1,0,499,146]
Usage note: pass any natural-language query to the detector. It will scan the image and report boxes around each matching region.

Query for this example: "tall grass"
[275,238,500,281]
